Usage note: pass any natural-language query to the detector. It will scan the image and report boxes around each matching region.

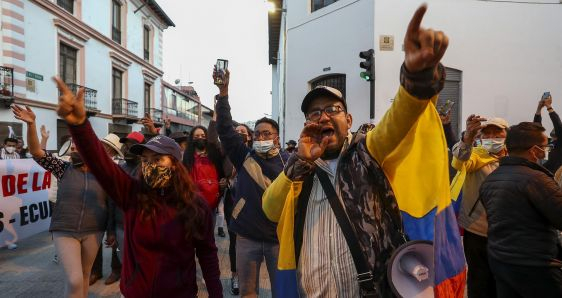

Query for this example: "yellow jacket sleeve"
[451,147,496,173]
[262,172,303,223]
[366,86,436,167]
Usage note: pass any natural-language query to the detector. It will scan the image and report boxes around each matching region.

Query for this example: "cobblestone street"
[0,230,272,298]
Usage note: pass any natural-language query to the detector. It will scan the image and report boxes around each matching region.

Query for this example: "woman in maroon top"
[54,78,223,298]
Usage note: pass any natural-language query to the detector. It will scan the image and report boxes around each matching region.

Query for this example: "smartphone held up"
[214,59,228,85]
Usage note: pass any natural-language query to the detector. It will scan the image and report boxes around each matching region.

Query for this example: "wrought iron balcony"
[67,83,98,116]
[0,66,14,108]
[112,98,138,122]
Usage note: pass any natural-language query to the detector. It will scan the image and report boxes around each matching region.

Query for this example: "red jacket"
[191,153,220,209]
[70,121,222,298]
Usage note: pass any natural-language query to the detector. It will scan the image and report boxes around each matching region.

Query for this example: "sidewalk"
[0,230,272,297]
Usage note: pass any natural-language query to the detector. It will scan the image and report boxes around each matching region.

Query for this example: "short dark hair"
[4,137,17,145]
[506,122,546,153]
[255,117,279,134]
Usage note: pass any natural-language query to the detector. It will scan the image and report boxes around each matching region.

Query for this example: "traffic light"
[359,49,374,81]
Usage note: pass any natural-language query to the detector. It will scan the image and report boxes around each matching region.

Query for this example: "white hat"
[482,117,509,129]
[101,133,124,159]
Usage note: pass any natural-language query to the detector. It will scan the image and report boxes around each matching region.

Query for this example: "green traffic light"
[360,71,371,81]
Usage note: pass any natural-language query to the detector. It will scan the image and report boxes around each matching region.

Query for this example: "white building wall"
[0,0,170,151]
[373,0,562,133]
[282,0,374,141]
[277,0,562,141]
[82,0,111,38]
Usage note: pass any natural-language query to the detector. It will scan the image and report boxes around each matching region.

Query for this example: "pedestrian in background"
[13,104,109,298]
[215,68,288,297]
[480,122,562,298]
[452,115,509,298]
[54,78,222,297]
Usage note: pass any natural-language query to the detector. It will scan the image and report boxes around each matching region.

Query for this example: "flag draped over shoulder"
[382,99,467,297]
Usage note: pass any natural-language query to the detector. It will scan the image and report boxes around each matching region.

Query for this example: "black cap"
[286,140,297,146]
[130,135,182,161]
[301,86,347,113]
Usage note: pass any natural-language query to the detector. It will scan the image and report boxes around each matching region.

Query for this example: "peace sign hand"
[404,5,449,73]
[54,77,86,126]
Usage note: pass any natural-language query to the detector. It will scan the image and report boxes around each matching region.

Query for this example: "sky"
[157,0,273,123]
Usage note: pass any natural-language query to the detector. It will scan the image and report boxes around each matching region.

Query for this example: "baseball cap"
[169,131,188,142]
[301,86,347,113]
[101,133,124,159]
[120,131,145,144]
[286,140,297,146]
[130,135,182,161]
[482,118,509,129]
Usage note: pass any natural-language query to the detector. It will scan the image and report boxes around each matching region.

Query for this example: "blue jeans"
[236,236,279,297]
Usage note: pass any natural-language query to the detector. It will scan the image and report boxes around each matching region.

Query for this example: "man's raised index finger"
[406,4,427,37]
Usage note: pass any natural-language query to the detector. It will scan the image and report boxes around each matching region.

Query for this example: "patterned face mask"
[142,162,172,189]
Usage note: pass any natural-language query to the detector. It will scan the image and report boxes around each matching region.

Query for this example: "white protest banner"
[0,159,52,247]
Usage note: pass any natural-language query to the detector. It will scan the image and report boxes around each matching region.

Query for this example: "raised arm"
[534,98,544,124]
[12,105,69,179]
[367,5,448,164]
[40,125,50,151]
[12,105,44,159]
[54,77,136,209]
[214,69,251,169]
[544,95,562,140]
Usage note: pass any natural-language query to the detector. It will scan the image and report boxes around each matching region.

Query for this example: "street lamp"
[266,1,286,13]
[267,1,287,143]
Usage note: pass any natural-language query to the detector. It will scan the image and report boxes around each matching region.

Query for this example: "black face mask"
[70,152,84,167]
[193,139,207,150]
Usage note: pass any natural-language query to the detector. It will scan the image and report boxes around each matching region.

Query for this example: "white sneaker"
[7,243,17,250]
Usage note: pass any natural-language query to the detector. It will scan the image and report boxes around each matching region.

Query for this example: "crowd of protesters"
[2,4,561,298]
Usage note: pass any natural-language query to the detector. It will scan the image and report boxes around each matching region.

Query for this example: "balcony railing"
[144,49,150,61]
[67,83,98,112]
[0,66,14,108]
[149,108,163,123]
[112,98,138,118]
[163,107,177,117]
[112,27,121,44]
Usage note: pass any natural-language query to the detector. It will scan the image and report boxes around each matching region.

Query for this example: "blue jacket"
[216,95,288,243]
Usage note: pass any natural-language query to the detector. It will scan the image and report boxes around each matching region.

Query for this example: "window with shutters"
[57,0,74,14]
[310,74,346,98]
[59,43,78,84]
[112,68,123,99]
[437,67,463,135]
[144,83,151,110]
[143,26,150,61]
[112,0,122,44]
[312,0,339,12]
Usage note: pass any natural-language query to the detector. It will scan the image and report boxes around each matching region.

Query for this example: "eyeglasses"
[306,105,345,121]
[254,131,276,139]
[534,144,553,153]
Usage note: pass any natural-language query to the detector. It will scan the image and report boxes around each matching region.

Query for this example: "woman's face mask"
[142,162,172,189]
[481,138,505,154]
[193,138,207,150]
